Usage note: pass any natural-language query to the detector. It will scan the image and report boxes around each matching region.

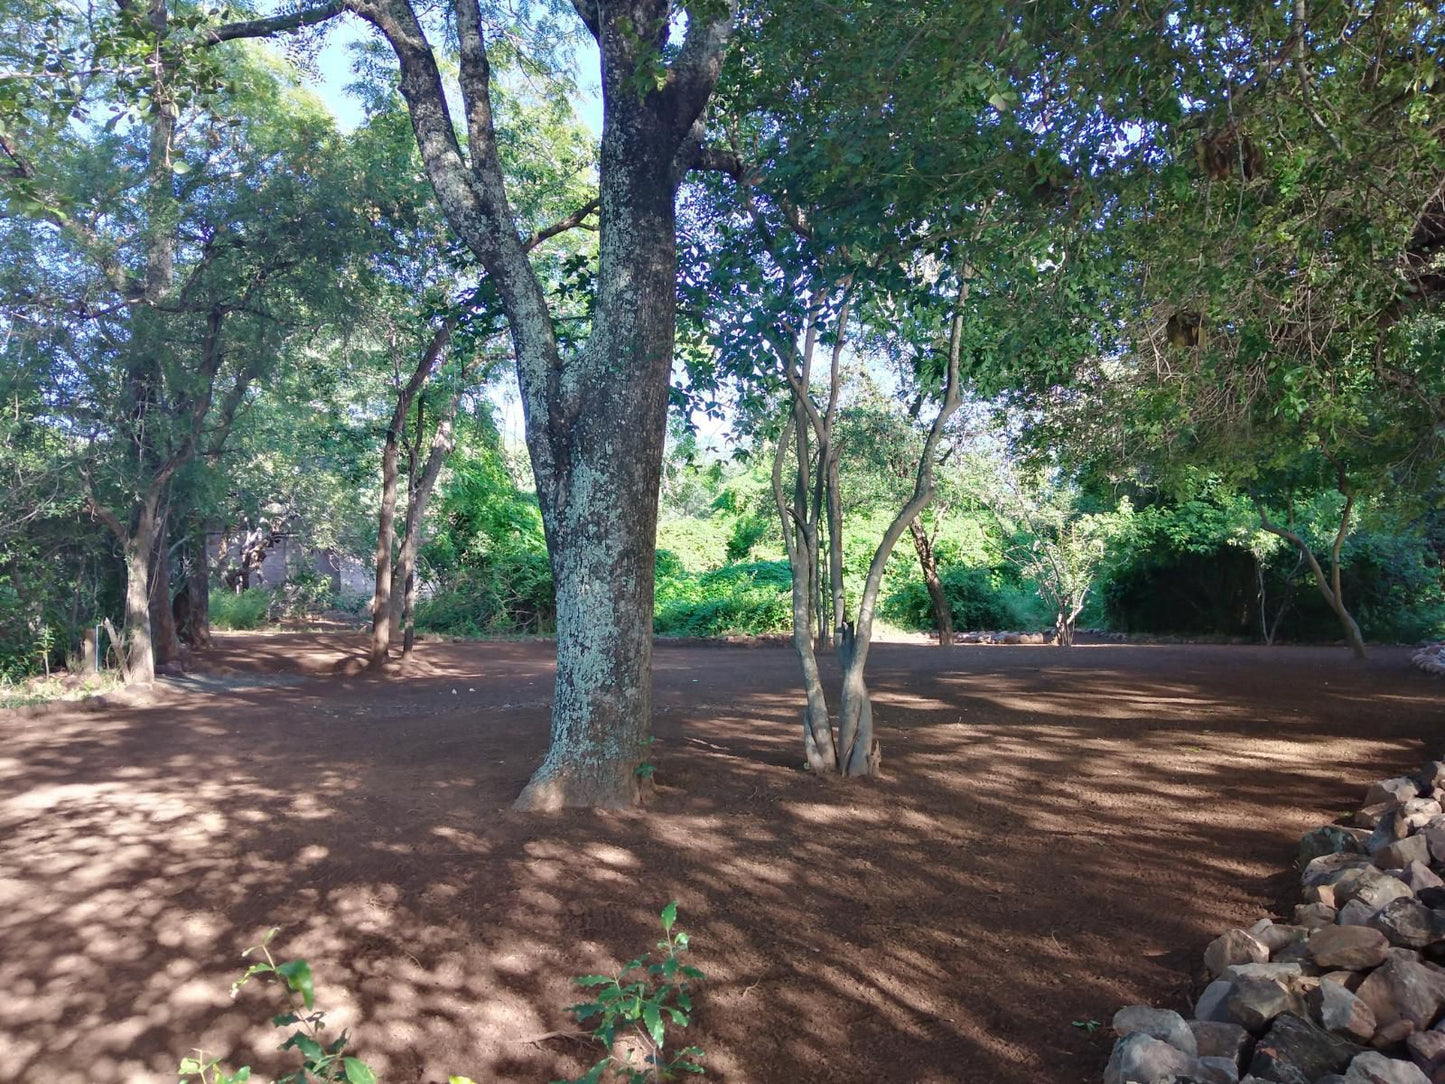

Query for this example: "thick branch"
[203,1,346,44]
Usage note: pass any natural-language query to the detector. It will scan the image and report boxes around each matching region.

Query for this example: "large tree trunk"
[120,501,160,684]
[149,507,183,668]
[175,527,212,648]
[513,137,677,810]
[908,517,952,646]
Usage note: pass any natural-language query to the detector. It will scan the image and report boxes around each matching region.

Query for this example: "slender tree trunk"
[908,517,952,646]
[388,395,460,636]
[773,418,836,772]
[400,570,417,658]
[369,426,400,668]
[1256,487,1366,659]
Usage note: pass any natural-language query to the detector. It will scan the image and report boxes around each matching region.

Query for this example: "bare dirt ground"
[1,634,1441,1084]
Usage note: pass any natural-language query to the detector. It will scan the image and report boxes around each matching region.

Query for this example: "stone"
[1311,926,1393,970]
[1230,975,1307,1033]
[1114,1005,1199,1056]
[1258,924,1313,956]
[1343,899,1385,926]
[1191,1020,1253,1064]
[1344,1050,1431,1083]
[1224,962,1306,983]
[1299,903,1343,929]
[1311,979,1380,1043]
[1308,853,1378,888]
[1402,800,1444,831]
[1355,952,1445,1047]
[1378,837,1434,872]
[1103,1031,1208,1084]
[1339,870,1417,913]
[1208,929,1271,978]
[1406,1030,1445,1081]
[1272,941,1317,968]
[1373,898,1445,951]
[1306,827,1371,864]
[1419,888,1445,911]
[1198,979,1237,1023]
[1403,863,1445,893]
[1421,826,1445,866]
[1246,1013,1364,1084]
[1328,971,1371,992]
[1361,803,1405,829]
[1198,1055,1241,1083]
[1367,778,1426,807]
[1416,763,1445,793]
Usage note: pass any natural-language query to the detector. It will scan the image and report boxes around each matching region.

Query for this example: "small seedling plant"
[178,929,376,1084]
[559,902,706,1083]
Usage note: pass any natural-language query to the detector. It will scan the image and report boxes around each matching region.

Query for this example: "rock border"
[1413,644,1445,677]
[1106,759,1445,1084]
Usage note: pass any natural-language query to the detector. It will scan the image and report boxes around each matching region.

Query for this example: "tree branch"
[202,1,347,45]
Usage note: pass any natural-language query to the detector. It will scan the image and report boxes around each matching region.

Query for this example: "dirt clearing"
[1,635,1440,1083]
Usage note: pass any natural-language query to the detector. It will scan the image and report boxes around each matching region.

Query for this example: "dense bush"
[414,546,555,636]
[654,558,792,637]
[882,564,1047,632]
[209,588,270,630]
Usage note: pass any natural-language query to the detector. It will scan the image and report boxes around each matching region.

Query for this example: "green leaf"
[660,901,677,933]
[276,960,314,1010]
[343,1057,376,1084]
[643,1002,664,1046]
[575,975,614,987]
[282,1032,326,1061]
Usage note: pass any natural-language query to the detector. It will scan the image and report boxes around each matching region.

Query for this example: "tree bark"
[908,517,952,646]
[149,506,183,668]
[774,415,837,773]
[388,391,461,641]
[368,421,401,668]
[121,498,161,684]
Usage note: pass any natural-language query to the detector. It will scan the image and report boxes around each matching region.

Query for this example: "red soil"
[0,634,1440,1083]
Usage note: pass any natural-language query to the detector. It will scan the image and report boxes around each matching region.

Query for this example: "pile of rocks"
[956,630,1050,645]
[1106,759,1445,1083]
[1413,645,1444,677]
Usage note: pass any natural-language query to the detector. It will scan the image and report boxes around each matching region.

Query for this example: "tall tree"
[207,0,734,807]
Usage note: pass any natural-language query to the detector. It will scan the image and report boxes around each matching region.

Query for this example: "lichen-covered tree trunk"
[120,502,160,684]
[908,517,952,646]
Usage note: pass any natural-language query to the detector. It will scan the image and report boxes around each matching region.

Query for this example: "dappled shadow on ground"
[0,636,1440,1083]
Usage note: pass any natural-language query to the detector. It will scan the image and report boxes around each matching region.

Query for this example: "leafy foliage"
[559,903,706,1084]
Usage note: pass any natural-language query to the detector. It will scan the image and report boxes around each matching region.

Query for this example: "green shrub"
[181,905,705,1084]
[210,588,271,630]
[654,560,791,637]
[882,565,1040,631]
[414,547,555,636]
[561,902,705,1084]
